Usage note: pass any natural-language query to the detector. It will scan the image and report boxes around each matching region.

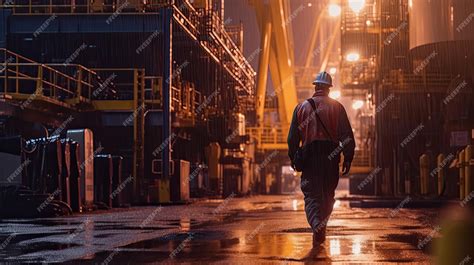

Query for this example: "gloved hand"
[342,161,351,176]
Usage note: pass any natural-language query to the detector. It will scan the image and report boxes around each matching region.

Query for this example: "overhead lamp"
[352,100,364,110]
[328,4,341,17]
[329,67,337,75]
[345,52,360,62]
[348,0,365,13]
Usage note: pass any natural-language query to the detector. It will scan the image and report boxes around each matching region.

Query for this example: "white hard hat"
[312,71,333,87]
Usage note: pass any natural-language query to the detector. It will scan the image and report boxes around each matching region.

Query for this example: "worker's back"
[295,90,348,147]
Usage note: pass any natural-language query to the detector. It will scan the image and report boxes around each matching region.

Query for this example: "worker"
[287,71,355,247]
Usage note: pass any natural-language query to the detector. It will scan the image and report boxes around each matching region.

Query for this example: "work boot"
[312,228,326,247]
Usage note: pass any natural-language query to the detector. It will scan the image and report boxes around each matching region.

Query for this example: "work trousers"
[300,140,340,235]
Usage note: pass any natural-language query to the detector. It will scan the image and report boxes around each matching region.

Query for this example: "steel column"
[162,6,173,181]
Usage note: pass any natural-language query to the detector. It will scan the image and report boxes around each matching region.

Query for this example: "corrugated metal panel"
[0,9,12,47]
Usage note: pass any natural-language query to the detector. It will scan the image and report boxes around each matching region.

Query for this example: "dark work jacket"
[287,89,355,163]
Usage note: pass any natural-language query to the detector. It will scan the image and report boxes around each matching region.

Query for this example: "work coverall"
[287,89,355,239]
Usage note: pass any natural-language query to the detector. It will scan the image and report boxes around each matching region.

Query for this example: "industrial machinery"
[341,0,474,196]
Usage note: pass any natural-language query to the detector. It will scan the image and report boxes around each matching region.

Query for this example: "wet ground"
[0,190,441,264]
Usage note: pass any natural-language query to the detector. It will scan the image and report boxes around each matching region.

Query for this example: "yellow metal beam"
[303,3,327,80]
[255,8,272,128]
[319,18,340,73]
[260,143,288,150]
[268,0,298,132]
[250,0,298,149]
[91,100,134,110]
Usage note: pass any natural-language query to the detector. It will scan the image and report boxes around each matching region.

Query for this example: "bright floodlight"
[348,0,365,13]
[328,4,341,17]
[352,100,364,110]
[329,67,337,75]
[346,52,360,62]
[329,90,341,100]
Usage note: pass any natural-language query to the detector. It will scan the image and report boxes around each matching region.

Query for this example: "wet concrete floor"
[0,192,441,264]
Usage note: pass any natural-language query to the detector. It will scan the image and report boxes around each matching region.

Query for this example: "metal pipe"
[162,6,173,187]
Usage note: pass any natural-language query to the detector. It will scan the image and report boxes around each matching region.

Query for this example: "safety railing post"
[437,154,445,196]
[15,56,19,93]
[52,70,57,98]
[3,63,6,94]
[420,154,429,195]
[77,67,82,99]
[36,65,43,95]
[465,145,473,199]
[88,71,92,99]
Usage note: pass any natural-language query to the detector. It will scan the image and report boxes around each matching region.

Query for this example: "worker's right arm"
[338,105,355,163]
[287,105,301,162]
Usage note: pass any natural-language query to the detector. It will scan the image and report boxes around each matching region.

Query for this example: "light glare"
[346,52,360,62]
[329,90,341,99]
[352,100,364,110]
[348,0,365,13]
[328,4,341,17]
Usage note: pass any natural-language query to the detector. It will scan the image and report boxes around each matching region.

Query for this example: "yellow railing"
[1,48,96,103]
[383,72,453,88]
[46,64,97,99]
[144,76,162,104]
[171,81,202,118]
[247,126,288,150]
[1,49,206,117]
[92,68,137,100]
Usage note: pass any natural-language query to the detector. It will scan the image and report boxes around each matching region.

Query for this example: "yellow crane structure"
[247,0,298,150]
[248,0,339,151]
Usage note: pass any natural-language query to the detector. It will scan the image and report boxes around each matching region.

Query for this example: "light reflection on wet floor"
[0,196,436,264]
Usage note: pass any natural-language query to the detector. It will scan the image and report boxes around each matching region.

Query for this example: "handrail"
[1,51,208,119]
[247,126,287,147]
[92,68,138,100]
[1,62,96,99]
[6,0,171,14]
[1,49,98,104]
[1,48,36,64]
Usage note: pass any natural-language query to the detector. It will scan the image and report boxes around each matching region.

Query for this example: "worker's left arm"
[287,105,301,162]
